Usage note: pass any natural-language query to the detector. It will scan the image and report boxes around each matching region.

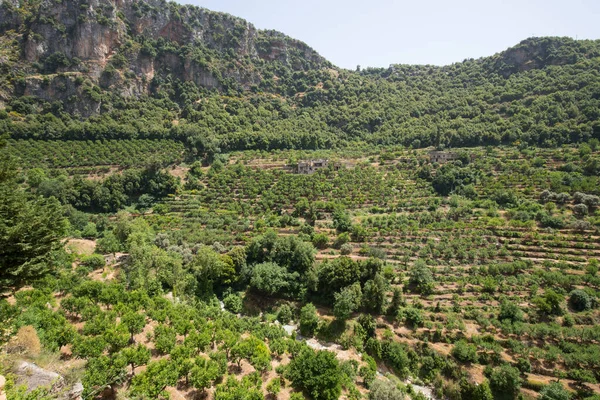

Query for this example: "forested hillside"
[2,1,600,399]
[0,0,600,154]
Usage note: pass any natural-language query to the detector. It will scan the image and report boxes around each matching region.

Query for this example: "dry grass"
[65,239,96,256]
[5,326,41,357]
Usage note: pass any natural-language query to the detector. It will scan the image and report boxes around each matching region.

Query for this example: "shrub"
[288,348,342,400]
[489,364,522,399]
[573,203,589,217]
[81,222,98,238]
[333,283,362,320]
[569,289,592,312]
[222,292,243,314]
[382,341,409,377]
[403,307,424,327]
[498,300,523,323]
[408,259,435,294]
[516,358,531,374]
[300,303,319,336]
[452,339,478,363]
[312,233,329,249]
[334,232,351,249]
[340,243,353,255]
[266,377,281,396]
[539,382,570,400]
[369,379,405,400]
[81,254,106,270]
[6,326,41,356]
[277,304,293,324]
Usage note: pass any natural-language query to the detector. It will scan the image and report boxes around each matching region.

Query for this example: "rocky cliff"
[1,0,599,151]
[0,0,330,114]
[485,37,600,77]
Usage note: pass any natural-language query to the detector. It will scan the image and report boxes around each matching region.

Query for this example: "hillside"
[0,0,599,154]
[1,2,600,399]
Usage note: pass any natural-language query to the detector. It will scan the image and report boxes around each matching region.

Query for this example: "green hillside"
[0,0,599,154]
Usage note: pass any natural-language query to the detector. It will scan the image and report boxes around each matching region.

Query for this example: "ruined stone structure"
[297,159,328,174]
[429,151,460,163]
[296,159,341,174]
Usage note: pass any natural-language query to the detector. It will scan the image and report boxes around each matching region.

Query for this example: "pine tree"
[0,142,67,290]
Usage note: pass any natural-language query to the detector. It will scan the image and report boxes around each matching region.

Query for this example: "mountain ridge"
[1,0,599,153]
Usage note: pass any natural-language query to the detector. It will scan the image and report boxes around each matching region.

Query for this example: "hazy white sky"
[182,0,600,69]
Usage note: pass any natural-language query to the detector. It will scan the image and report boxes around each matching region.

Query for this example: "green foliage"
[277,304,294,324]
[288,347,342,400]
[249,262,295,296]
[121,311,146,341]
[230,336,271,372]
[368,379,404,400]
[460,379,493,400]
[247,233,315,274]
[386,287,403,317]
[489,364,522,399]
[498,300,524,323]
[408,259,435,294]
[80,254,105,270]
[359,354,377,388]
[569,289,592,311]
[214,374,265,399]
[121,344,151,374]
[4,21,600,400]
[332,207,352,233]
[357,314,377,338]
[312,233,329,249]
[539,382,570,400]
[333,283,362,320]
[403,307,424,327]
[266,377,282,396]
[96,231,121,254]
[340,243,353,255]
[533,289,565,316]
[223,292,243,313]
[82,354,127,398]
[362,273,389,314]
[300,303,319,336]
[452,339,479,363]
[189,357,221,392]
[0,156,67,288]
[153,324,177,354]
[516,358,531,374]
[130,359,179,399]
[381,341,409,377]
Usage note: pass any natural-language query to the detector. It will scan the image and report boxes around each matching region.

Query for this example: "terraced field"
[139,145,600,398]
[3,143,599,400]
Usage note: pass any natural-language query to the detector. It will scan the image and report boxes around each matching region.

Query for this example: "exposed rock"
[0,0,330,112]
[13,361,83,399]
[16,361,63,393]
[68,381,84,400]
[487,37,600,77]
[282,324,297,336]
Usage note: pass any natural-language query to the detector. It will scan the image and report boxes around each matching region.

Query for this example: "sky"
[180,0,600,70]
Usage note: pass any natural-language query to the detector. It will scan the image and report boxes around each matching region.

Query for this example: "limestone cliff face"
[486,37,600,77]
[0,0,330,110]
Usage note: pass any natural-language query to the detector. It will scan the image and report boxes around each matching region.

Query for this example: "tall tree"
[0,142,67,290]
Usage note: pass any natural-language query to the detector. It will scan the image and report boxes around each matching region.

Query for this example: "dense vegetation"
[0,0,600,154]
[2,140,600,399]
[1,1,600,399]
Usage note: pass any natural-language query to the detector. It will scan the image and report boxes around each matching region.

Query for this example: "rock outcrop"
[13,361,83,399]
[0,0,330,109]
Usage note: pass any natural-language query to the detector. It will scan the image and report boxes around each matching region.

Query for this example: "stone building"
[297,159,328,174]
[429,151,460,163]
[295,159,342,174]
